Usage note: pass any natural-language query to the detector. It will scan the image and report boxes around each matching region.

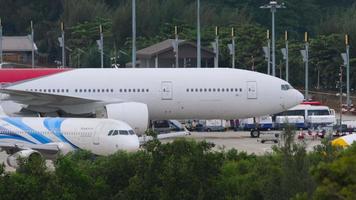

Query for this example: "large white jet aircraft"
[0,116,140,168]
[0,68,304,134]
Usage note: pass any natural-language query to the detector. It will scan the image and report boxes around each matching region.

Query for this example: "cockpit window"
[281,84,293,91]
[129,130,135,135]
[119,130,129,135]
[108,130,114,136]
[112,130,119,136]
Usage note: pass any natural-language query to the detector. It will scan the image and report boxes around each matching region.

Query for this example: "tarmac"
[162,130,322,154]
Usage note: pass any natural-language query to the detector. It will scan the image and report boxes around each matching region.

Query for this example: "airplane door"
[93,124,104,146]
[247,81,257,99]
[161,81,173,100]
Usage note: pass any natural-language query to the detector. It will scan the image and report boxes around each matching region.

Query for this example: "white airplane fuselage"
[0,117,140,157]
[4,68,303,120]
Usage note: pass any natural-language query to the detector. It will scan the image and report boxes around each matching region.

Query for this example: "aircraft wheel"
[250,130,260,138]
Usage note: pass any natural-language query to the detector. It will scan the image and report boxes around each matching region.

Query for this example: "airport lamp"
[260,1,286,77]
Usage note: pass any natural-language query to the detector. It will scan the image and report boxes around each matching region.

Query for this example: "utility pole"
[197,0,201,68]
[132,0,136,68]
[260,1,286,76]
[0,18,3,66]
[31,21,35,68]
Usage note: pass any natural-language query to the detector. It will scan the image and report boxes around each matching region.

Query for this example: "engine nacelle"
[96,102,149,135]
[6,149,42,168]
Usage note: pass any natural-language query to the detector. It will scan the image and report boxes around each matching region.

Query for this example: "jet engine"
[6,149,42,168]
[96,102,149,135]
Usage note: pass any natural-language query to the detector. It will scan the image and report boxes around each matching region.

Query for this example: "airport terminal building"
[136,39,215,68]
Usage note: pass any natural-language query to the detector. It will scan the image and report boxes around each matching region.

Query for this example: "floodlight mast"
[260,1,286,77]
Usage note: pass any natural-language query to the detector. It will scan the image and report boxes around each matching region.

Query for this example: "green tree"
[312,143,356,200]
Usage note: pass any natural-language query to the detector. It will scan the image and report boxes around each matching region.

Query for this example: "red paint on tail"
[0,68,70,84]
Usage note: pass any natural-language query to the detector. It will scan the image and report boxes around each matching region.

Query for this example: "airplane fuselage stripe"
[1,118,52,144]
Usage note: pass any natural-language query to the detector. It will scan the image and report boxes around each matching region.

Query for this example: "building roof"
[137,39,214,58]
[1,36,38,52]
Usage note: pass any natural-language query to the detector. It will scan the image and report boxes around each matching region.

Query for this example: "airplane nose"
[124,136,140,152]
[282,89,304,109]
[295,90,304,104]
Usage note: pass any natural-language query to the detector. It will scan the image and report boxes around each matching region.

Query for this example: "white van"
[275,104,336,128]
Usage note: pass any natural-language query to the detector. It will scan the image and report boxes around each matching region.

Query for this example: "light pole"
[61,22,65,68]
[280,31,289,81]
[197,0,201,68]
[285,31,289,82]
[339,64,343,131]
[262,30,271,75]
[300,32,309,100]
[174,26,179,68]
[132,0,136,68]
[213,26,219,68]
[0,18,2,66]
[346,34,351,109]
[231,27,235,68]
[260,1,285,76]
[98,25,104,68]
[31,21,35,68]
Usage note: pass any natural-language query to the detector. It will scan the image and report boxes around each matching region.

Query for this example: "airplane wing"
[0,142,60,155]
[0,89,100,106]
[0,89,124,114]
